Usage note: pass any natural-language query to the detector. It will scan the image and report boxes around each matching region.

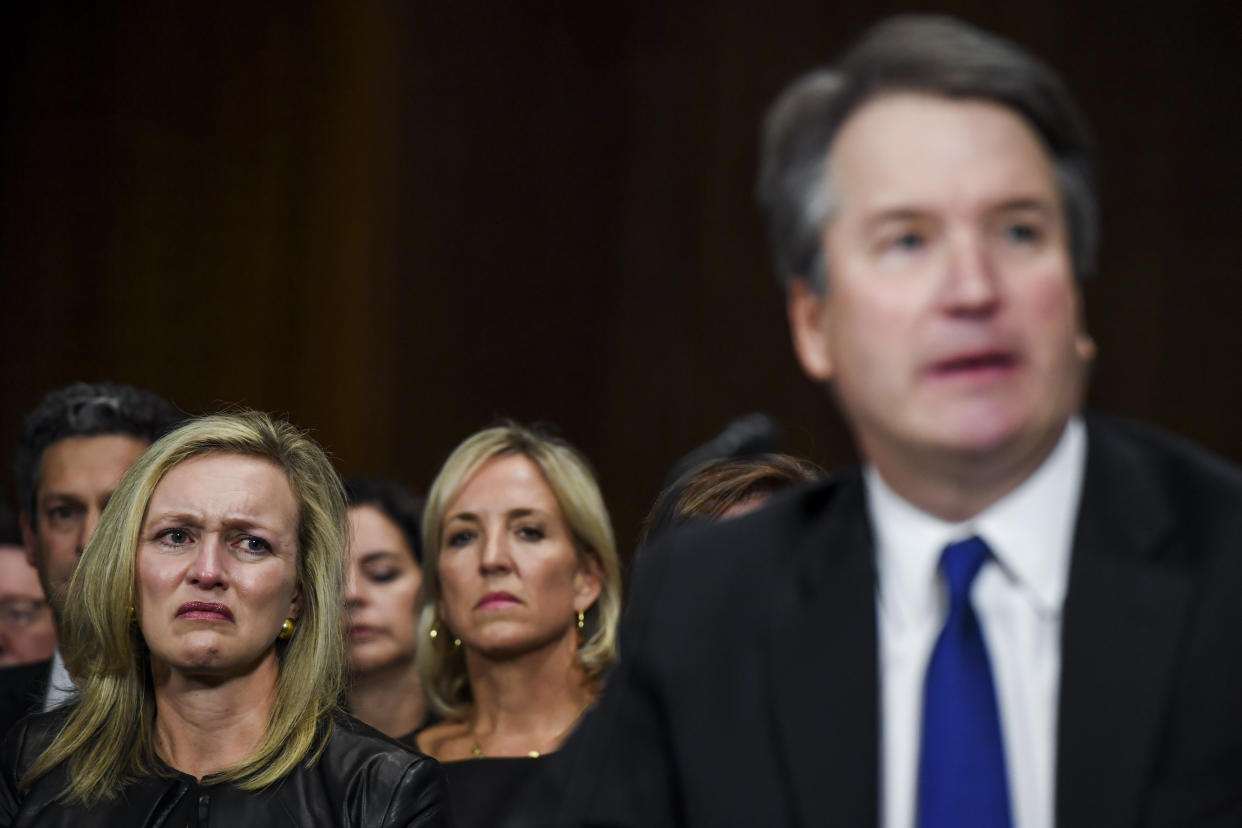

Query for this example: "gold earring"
[129,605,137,625]
[576,610,586,646]
[453,637,462,648]
[279,618,296,640]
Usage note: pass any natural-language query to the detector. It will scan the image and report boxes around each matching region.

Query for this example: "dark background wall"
[3,2,1240,558]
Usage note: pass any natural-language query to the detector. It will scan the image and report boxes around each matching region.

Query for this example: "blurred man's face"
[0,544,57,666]
[789,93,1089,487]
[23,434,148,623]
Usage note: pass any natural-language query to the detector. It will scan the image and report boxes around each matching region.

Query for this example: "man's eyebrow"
[40,492,84,504]
[990,197,1056,214]
[860,207,933,234]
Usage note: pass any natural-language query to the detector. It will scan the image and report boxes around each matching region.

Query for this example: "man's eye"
[47,504,78,523]
[159,529,191,546]
[1003,222,1041,243]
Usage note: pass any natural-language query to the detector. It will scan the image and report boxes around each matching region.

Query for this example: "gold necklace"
[468,701,592,759]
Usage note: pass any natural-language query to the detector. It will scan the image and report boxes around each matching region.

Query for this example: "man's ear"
[786,278,835,382]
[20,511,38,568]
[1075,330,1097,363]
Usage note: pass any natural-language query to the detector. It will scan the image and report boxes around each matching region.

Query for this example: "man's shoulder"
[1085,413,1242,509]
[0,660,52,744]
[627,470,867,626]
[0,707,69,781]
[652,470,863,563]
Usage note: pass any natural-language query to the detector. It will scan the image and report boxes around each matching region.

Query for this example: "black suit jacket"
[0,660,49,743]
[563,415,1242,827]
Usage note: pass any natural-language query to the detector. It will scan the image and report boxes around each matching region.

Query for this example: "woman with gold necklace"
[415,423,621,826]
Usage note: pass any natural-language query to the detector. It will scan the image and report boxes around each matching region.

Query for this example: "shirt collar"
[868,417,1086,629]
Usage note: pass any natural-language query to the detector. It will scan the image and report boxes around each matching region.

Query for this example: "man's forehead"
[0,544,42,585]
[37,433,149,497]
[827,92,1059,214]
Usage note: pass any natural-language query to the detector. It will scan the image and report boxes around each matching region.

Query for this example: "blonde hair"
[416,423,620,719]
[24,410,348,805]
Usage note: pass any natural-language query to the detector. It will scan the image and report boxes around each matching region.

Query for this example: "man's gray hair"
[757,15,1098,292]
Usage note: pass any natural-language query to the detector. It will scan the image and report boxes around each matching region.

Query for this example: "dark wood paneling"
[2,2,1239,558]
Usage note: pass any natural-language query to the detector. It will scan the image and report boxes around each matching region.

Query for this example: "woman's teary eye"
[240,536,272,555]
[158,528,191,546]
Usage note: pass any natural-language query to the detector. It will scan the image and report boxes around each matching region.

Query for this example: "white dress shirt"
[870,418,1086,828]
[41,647,77,712]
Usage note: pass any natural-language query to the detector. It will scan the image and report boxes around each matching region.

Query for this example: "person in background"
[416,422,621,828]
[344,476,432,744]
[0,381,181,740]
[0,410,448,826]
[0,502,56,667]
[640,452,824,542]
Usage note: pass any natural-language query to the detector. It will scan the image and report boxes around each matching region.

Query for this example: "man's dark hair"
[343,477,424,564]
[757,14,1098,291]
[0,498,21,546]
[14,382,183,520]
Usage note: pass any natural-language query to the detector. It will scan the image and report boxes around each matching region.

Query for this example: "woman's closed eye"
[364,567,400,583]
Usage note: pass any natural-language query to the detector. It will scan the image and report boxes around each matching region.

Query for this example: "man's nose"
[941,232,1001,316]
[188,538,228,589]
[79,507,105,554]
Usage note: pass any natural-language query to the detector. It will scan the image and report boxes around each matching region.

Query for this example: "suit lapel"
[1057,419,1193,828]
[766,475,879,827]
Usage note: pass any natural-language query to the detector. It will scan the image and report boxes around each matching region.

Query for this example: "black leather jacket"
[0,709,449,827]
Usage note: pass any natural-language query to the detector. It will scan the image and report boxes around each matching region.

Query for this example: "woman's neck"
[151,656,280,780]
[348,657,428,739]
[463,631,595,757]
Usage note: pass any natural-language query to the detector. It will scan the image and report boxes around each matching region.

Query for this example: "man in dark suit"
[0,382,180,740]
[562,15,1242,828]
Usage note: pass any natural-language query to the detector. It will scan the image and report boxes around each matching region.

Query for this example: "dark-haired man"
[0,382,181,739]
[566,15,1242,828]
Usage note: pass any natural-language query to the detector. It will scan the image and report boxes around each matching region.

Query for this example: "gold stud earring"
[577,610,586,646]
[453,637,462,648]
[279,618,296,640]
[129,605,137,625]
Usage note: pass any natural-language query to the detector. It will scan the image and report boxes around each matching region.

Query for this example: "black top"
[0,708,450,827]
[441,757,544,828]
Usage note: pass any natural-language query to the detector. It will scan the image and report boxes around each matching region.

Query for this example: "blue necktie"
[917,536,1013,828]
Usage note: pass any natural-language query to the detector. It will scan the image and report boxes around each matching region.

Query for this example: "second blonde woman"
[415,423,620,826]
